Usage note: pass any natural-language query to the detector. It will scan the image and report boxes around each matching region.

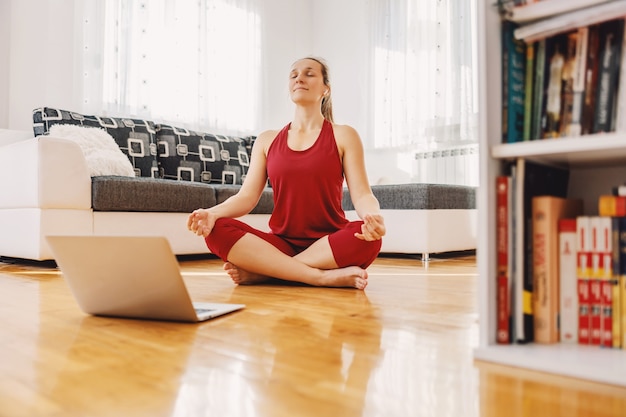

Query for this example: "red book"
[577,216,592,344]
[496,176,512,344]
[589,217,605,346]
[559,218,578,343]
[596,217,613,347]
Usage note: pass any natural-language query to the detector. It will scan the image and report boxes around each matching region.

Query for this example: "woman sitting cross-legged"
[187,57,385,290]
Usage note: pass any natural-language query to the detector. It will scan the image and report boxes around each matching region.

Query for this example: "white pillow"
[48,124,136,177]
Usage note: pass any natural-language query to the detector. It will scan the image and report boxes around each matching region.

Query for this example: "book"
[532,196,584,343]
[577,216,593,344]
[598,194,626,216]
[503,20,527,143]
[532,38,547,140]
[593,18,625,133]
[514,0,626,43]
[593,216,613,347]
[523,42,536,141]
[513,159,570,343]
[582,24,601,135]
[558,31,580,137]
[504,0,616,24]
[589,217,604,345]
[542,33,570,138]
[614,184,626,196]
[615,19,626,132]
[612,217,626,348]
[496,175,513,343]
[568,26,589,137]
[560,218,579,343]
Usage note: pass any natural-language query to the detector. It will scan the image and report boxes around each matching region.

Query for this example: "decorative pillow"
[48,125,136,177]
[33,107,159,178]
[156,124,251,184]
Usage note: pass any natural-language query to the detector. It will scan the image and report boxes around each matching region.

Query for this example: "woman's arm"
[334,124,386,241]
[187,130,277,236]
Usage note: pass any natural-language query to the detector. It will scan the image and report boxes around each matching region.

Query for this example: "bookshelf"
[474,1,626,386]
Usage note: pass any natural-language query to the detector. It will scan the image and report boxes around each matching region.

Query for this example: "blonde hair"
[301,56,334,123]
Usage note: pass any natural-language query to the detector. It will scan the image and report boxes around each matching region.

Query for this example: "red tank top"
[266,119,349,246]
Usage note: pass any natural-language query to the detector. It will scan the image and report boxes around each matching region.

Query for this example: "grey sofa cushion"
[214,185,274,214]
[91,177,275,214]
[342,183,476,210]
[92,176,218,212]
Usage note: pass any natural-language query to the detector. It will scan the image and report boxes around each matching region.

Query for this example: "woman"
[187,57,385,290]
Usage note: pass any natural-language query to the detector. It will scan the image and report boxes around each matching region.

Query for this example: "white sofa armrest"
[0,136,92,209]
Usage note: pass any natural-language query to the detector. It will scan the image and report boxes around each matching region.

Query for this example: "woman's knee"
[331,235,382,269]
[205,218,249,259]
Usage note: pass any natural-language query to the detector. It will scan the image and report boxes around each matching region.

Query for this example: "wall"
[257,0,314,131]
[4,0,80,131]
[0,0,10,128]
[0,0,477,185]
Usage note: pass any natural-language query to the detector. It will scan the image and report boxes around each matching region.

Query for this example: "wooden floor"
[1,253,626,417]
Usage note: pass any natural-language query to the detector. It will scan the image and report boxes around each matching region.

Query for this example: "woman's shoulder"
[330,123,361,143]
[252,128,283,154]
[256,129,281,141]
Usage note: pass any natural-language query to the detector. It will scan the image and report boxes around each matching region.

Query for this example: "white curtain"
[371,0,478,149]
[82,0,261,136]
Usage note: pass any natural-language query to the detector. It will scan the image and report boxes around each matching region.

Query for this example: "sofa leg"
[421,253,430,262]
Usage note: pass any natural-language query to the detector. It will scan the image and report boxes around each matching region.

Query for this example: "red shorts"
[205,218,381,269]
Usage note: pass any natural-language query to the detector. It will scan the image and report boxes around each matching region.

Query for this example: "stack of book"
[501,0,626,143]
[496,165,626,348]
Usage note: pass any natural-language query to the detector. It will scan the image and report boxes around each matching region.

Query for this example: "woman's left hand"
[355,214,386,241]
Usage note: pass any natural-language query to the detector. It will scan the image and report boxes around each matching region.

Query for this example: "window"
[83,0,261,135]
[371,0,478,149]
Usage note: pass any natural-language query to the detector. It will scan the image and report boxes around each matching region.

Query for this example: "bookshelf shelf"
[474,344,626,386]
[475,1,626,387]
[492,132,626,166]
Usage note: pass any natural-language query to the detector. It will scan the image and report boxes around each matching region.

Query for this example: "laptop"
[45,235,245,322]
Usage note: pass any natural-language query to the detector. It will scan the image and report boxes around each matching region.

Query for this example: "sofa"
[0,107,478,262]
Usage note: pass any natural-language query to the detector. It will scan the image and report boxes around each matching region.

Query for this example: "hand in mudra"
[187,209,217,237]
[355,214,385,241]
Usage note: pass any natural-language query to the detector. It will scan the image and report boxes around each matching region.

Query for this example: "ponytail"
[303,56,334,123]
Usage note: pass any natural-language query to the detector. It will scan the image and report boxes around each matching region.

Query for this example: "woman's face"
[288,59,327,104]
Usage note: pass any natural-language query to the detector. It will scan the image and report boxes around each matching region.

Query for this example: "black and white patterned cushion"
[156,124,251,185]
[33,107,159,178]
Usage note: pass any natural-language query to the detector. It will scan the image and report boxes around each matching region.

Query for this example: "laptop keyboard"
[195,308,216,315]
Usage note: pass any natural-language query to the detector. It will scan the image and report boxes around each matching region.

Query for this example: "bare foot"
[223,262,269,285]
[319,266,369,290]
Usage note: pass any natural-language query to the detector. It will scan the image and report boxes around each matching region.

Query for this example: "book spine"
[523,43,535,141]
[496,175,512,344]
[615,18,626,132]
[503,20,527,143]
[613,217,626,349]
[532,39,547,140]
[543,34,568,138]
[582,24,601,135]
[533,196,583,343]
[569,27,589,137]
[593,19,625,133]
[532,197,551,343]
[598,194,626,217]
[589,216,603,345]
[560,218,579,343]
[597,216,613,347]
[577,216,592,345]
[559,31,579,137]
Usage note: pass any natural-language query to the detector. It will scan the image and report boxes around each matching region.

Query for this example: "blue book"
[502,20,527,143]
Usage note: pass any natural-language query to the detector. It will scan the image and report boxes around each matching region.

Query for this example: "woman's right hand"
[187,209,217,237]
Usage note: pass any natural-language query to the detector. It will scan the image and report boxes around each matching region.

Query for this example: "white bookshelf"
[474,1,626,387]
